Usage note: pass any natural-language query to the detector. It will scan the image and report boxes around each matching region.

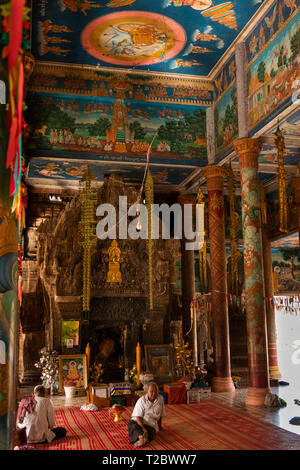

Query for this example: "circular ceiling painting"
[81,11,186,66]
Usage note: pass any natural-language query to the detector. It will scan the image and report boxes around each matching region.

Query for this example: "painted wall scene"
[258,143,300,166]
[25,92,208,163]
[214,83,238,156]
[29,67,214,106]
[213,53,236,101]
[266,188,298,239]
[26,159,195,186]
[271,233,300,294]
[31,0,264,76]
[247,9,300,132]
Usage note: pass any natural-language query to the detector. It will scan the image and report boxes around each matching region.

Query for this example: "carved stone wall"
[20,175,181,376]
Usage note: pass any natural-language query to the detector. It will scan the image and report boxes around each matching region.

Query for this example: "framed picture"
[61,321,80,348]
[144,345,175,380]
[59,354,88,392]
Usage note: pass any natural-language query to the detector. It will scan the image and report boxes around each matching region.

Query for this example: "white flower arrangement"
[34,347,59,389]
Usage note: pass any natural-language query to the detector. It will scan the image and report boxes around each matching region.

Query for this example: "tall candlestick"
[136,342,141,387]
[193,301,198,367]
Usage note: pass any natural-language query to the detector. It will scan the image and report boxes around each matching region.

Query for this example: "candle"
[136,342,141,387]
[85,343,91,381]
[192,302,198,367]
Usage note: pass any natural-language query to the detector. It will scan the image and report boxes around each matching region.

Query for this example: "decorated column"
[261,226,281,379]
[206,106,216,165]
[234,138,270,405]
[177,195,196,348]
[0,0,29,449]
[202,166,234,392]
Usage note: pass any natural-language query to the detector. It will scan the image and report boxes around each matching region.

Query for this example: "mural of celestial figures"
[245,0,300,64]
[271,233,300,294]
[31,0,263,76]
[26,159,196,186]
[213,53,236,101]
[214,82,238,156]
[247,10,300,132]
[25,92,207,162]
[29,68,213,106]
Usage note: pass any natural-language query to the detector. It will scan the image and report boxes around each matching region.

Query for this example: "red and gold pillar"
[203,166,234,392]
[262,227,281,379]
[234,138,270,405]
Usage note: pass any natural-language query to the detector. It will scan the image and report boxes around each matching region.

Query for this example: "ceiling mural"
[26,159,195,186]
[271,232,299,249]
[28,63,214,106]
[31,0,265,76]
[278,108,300,136]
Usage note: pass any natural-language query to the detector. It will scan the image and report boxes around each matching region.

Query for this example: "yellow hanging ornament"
[79,167,98,313]
[275,126,288,233]
[196,188,207,291]
[145,170,154,310]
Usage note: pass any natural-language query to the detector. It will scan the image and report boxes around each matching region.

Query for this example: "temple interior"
[1,0,300,452]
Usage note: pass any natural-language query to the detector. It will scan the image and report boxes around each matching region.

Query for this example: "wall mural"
[213,53,236,101]
[214,82,238,156]
[271,233,300,294]
[25,91,207,164]
[247,7,300,132]
[26,159,196,186]
[31,0,264,76]
[29,66,214,107]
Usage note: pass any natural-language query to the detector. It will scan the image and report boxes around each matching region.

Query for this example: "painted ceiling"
[26,0,300,193]
[31,0,265,77]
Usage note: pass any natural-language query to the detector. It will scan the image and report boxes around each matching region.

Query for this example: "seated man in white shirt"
[17,385,67,444]
[128,382,165,448]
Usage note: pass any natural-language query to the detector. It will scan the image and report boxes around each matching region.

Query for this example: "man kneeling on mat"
[128,382,165,447]
[16,385,67,444]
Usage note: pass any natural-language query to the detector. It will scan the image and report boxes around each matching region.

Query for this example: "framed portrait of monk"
[144,345,175,381]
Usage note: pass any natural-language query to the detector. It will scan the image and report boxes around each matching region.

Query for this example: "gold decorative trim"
[202,165,227,181]
[29,61,214,90]
[233,138,262,169]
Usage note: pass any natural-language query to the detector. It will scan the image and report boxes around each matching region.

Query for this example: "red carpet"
[39,401,300,450]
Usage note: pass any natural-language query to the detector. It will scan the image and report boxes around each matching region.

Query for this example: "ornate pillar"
[235,43,248,138]
[291,167,300,247]
[234,138,270,405]
[261,227,281,379]
[0,202,18,450]
[206,106,216,165]
[202,166,234,392]
[177,195,196,348]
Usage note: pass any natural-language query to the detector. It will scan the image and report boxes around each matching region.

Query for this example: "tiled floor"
[20,384,300,437]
